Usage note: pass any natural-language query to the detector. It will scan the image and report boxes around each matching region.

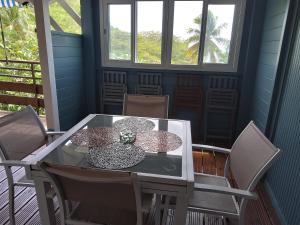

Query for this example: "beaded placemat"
[70,127,119,148]
[135,131,182,152]
[87,143,145,169]
[113,117,155,133]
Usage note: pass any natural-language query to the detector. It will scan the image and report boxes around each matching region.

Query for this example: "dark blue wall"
[52,31,86,130]
[263,6,300,225]
[251,0,288,132]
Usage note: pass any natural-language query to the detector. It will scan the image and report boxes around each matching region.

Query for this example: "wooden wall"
[250,0,288,131]
[52,31,86,130]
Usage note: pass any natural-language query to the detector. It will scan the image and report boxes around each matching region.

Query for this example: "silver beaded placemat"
[87,143,146,169]
[135,131,182,152]
[70,127,119,148]
[113,117,155,132]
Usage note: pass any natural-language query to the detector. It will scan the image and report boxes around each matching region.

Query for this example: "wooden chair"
[204,76,239,144]
[39,162,152,225]
[188,121,281,225]
[173,75,203,141]
[101,71,127,113]
[136,72,162,95]
[123,94,169,119]
[0,105,64,225]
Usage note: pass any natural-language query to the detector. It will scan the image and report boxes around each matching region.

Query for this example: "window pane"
[136,1,163,64]
[109,4,131,60]
[203,5,235,64]
[171,1,203,65]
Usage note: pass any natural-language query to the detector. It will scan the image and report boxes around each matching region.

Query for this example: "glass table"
[29,114,194,225]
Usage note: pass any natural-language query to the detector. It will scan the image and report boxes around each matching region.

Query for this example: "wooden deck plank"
[8,195,39,225]
[0,187,26,210]
[202,151,216,175]
[0,169,25,195]
[215,152,227,177]
[0,188,36,225]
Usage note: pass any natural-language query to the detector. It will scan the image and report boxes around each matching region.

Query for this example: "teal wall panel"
[52,31,86,130]
[250,0,288,131]
[264,11,300,225]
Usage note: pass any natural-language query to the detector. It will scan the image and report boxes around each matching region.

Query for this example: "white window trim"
[100,0,246,72]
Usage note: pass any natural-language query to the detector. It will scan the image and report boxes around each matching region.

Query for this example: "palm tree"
[187,10,230,63]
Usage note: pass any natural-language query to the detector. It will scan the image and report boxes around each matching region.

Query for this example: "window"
[108,4,131,60]
[171,1,203,65]
[136,1,163,64]
[100,0,245,72]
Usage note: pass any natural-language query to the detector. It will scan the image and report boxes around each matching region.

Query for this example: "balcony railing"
[0,59,44,113]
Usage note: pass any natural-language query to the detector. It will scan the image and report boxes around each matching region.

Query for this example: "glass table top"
[42,115,190,178]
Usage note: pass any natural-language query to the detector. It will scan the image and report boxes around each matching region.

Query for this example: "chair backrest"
[176,74,202,88]
[206,89,238,109]
[123,94,169,119]
[137,72,162,86]
[40,162,141,225]
[136,72,162,95]
[229,121,280,191]
[208,76,239,89]
[103,71,127,84]
[0,105,47,160]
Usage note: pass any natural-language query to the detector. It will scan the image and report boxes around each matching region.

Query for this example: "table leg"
[173,195,188,225]
[34,178,56,225]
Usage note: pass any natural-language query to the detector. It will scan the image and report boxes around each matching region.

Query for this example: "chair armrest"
[0,160,30,167]
[194,183,257,199]
[46,131,66,136]
[192,144,231,154]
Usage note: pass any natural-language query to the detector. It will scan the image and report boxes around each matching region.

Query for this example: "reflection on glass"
[136,1,163,64]
[203,5,235,64]
[108,4,131,60]
[171,1,203,65]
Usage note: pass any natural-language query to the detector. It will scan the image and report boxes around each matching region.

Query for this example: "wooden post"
[33,0,60,130]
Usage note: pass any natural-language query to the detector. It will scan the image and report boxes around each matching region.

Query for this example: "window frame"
[100,0,246,72]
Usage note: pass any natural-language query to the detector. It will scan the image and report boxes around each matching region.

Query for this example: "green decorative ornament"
[120,131,136,144]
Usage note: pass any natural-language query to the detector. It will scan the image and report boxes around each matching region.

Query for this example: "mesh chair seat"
[72,204,137,225]
[72,193,153,225]
[189,174,238,215]
[123,94,169,119]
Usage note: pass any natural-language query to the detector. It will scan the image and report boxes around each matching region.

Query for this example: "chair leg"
[9,184,16,225]
[5,166,15,225]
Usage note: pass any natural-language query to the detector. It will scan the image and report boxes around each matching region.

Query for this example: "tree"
[187,11,230,63]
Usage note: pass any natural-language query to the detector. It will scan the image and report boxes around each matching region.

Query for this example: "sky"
[109,1,235,40]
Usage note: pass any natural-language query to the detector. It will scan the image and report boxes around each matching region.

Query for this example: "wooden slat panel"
[0,82,43,94]
[0,95,44,108]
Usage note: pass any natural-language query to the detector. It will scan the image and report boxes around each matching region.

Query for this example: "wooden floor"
[0,151,281,225]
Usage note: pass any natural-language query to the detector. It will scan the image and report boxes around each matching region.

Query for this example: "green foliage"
[109,27,131,60]
[137,31,161,64]
[0,6,39,61]
[49,1,81,34]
